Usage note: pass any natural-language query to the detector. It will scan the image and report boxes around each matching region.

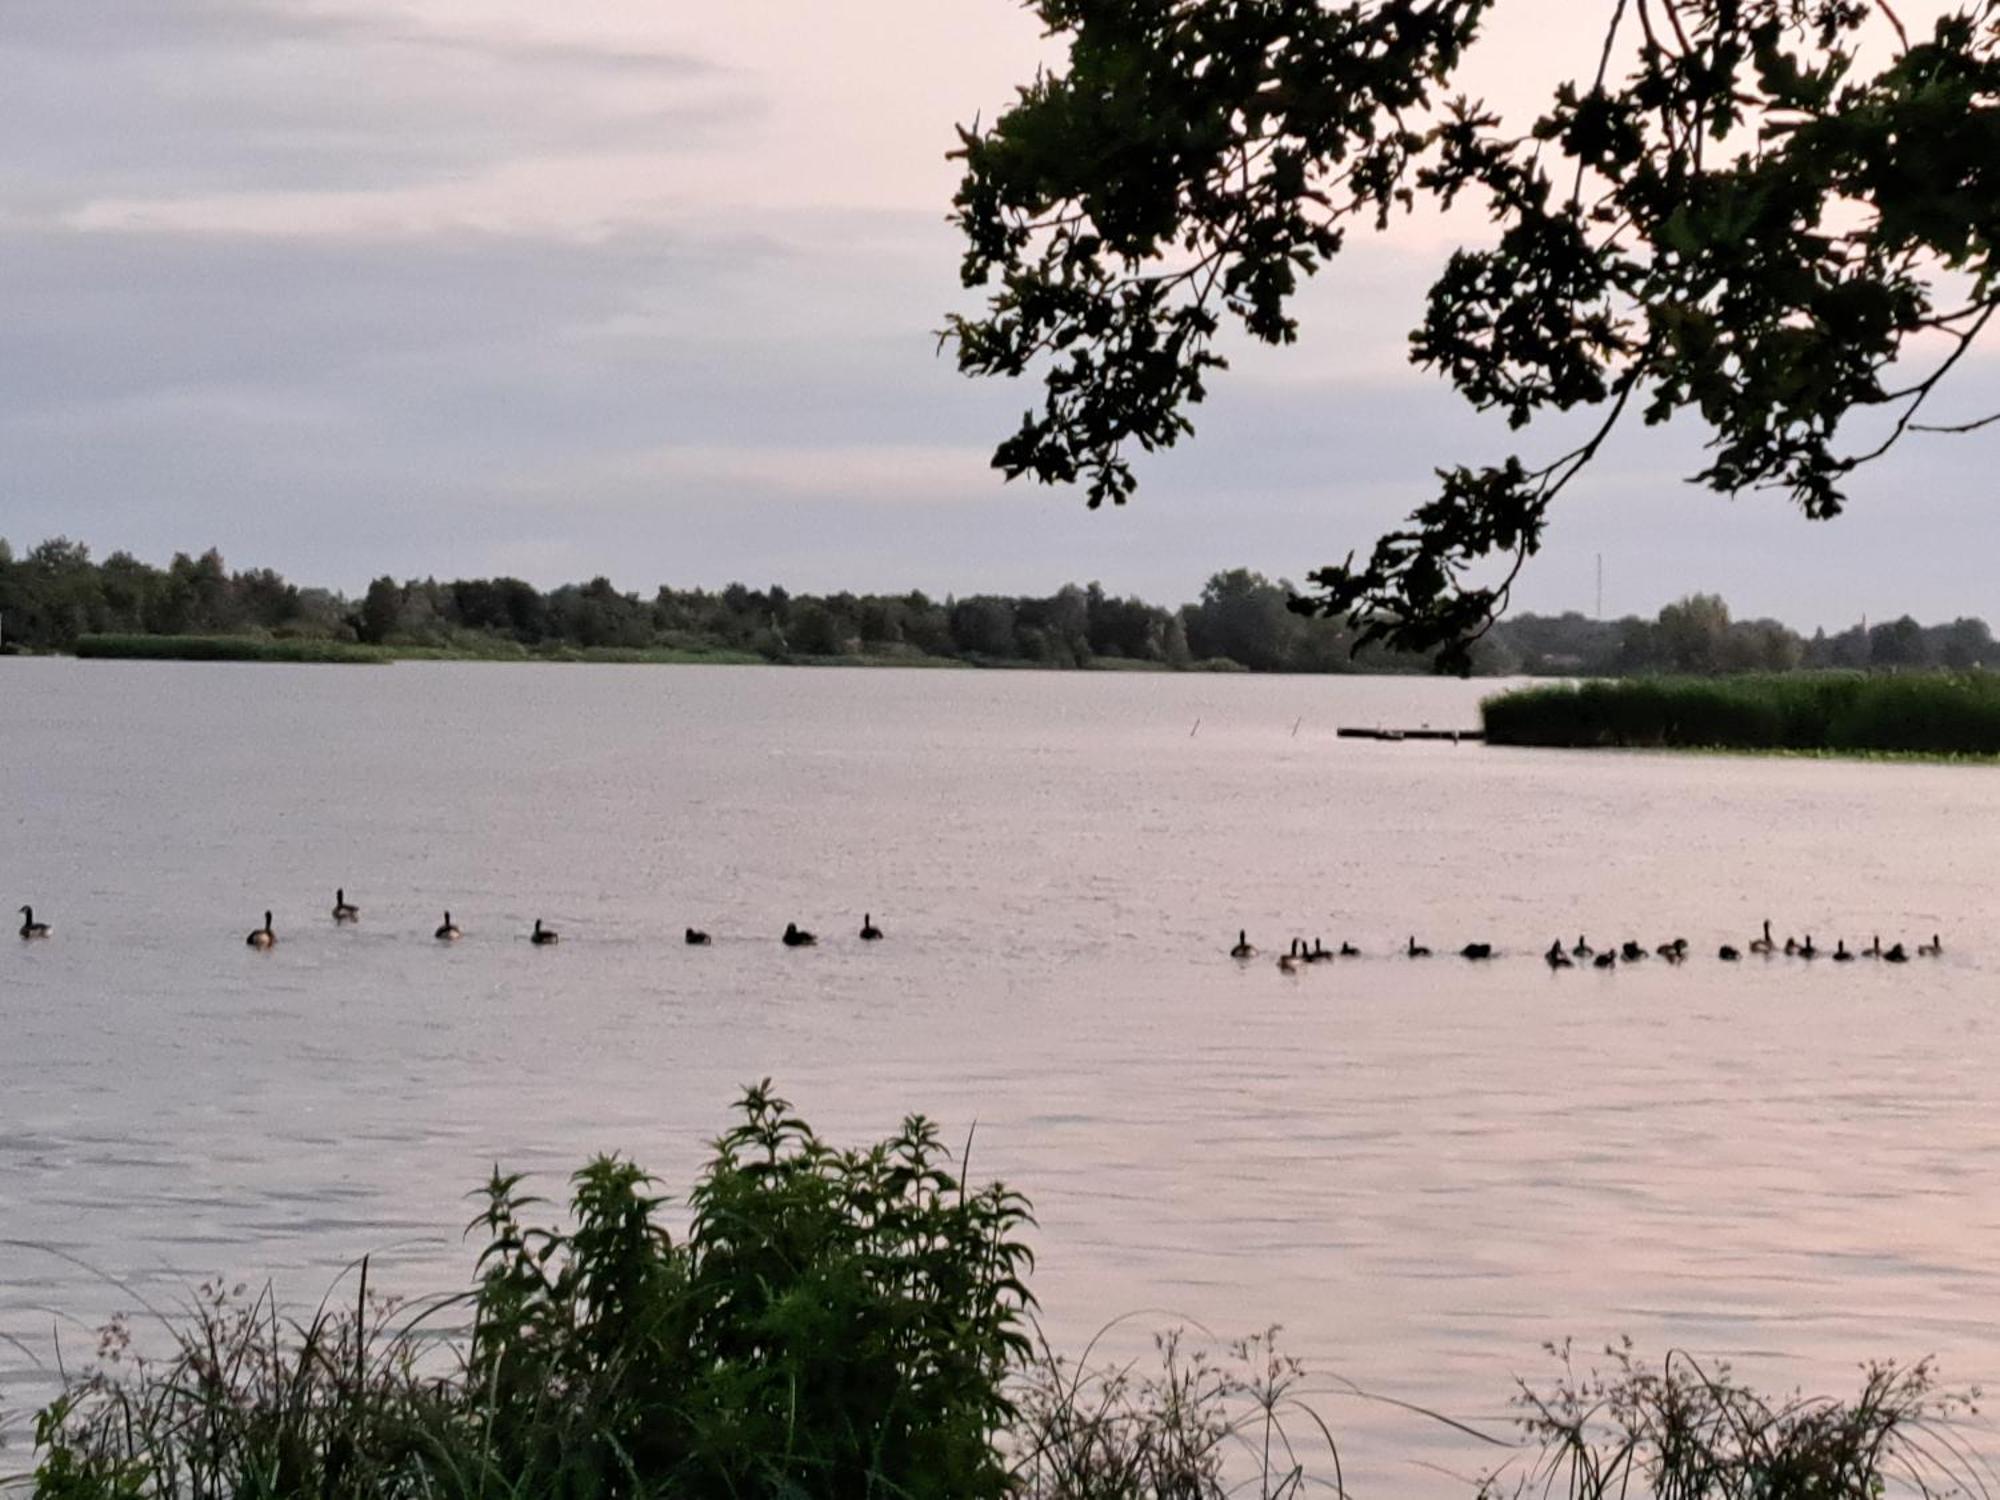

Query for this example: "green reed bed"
[1483,672,2000,756]
[73,634,392,664]
[4,1084,1983,1500]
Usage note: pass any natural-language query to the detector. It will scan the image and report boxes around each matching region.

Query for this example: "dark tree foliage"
[948,0,2000,669]
[3,536,1985,676]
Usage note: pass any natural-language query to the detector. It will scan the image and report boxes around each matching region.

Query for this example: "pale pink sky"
[2,0,1992,627]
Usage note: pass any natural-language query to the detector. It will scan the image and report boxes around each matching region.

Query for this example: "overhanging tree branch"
[946,0,2000,670]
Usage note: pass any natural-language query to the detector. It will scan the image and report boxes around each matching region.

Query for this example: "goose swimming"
[17,905,49,940]
[332,889,359,923]
[247,911,275,949]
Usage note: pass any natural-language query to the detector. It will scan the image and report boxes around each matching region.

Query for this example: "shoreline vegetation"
[5,537,1997,677]
[5,1085,1980,1500]
[1484,674,2000,758]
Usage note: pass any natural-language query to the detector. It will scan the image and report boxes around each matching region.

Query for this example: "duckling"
[859,913,884,941]
[1230,929,1256,959]
[332,888,359,923]
[1338,940,1359,957]
[1749,919,1775,955]
[530,919,559,946]
[1545,940,1572,969]
[17,905,49,940]
[1919,933,1943,957]
[1620,940,1647,963]
[782,922,817,948]
[1798,935,1819,959]
[435,911,461,942]
[685,927,711,946]
[246,911,275,949]
[1833,939,1854,962]
[1593,951,1617,969]
[1571,935,1594,959]
[1460,942,1493,960]
[1406,935,1431,958]
[1718,944,1741,961]
[1885,942,1910,963]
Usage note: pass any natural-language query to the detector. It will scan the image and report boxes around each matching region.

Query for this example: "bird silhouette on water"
[246,911,275,949]
[782,922,817,948]
[332,889,359,923]
[18,905,50,940]
[531,919,559,946]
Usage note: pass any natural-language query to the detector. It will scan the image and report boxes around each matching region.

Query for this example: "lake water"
[3,659,1998,1492]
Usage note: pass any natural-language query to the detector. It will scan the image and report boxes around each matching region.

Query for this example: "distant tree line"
[0,538,1989,677]
[1483,594,1995,677]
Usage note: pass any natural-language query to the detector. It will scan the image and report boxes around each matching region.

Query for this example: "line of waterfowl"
[1231,925,1947,972]
[20,896,889,949]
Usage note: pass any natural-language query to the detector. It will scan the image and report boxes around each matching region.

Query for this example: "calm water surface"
[3,659,1998,1491]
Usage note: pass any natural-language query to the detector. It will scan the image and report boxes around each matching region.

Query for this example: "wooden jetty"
[1336,726,1484,743]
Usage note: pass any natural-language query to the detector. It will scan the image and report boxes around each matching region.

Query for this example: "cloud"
[66,151,744,241]
[504,443,1007,512]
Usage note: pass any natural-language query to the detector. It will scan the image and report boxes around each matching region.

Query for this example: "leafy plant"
[1478,1338,1987,1500]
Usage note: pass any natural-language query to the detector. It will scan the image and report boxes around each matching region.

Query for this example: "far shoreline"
[37,633,1434,676]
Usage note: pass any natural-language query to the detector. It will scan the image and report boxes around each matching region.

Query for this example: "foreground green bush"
[10,1086,1983,1499]
[1483,672,2000,756]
